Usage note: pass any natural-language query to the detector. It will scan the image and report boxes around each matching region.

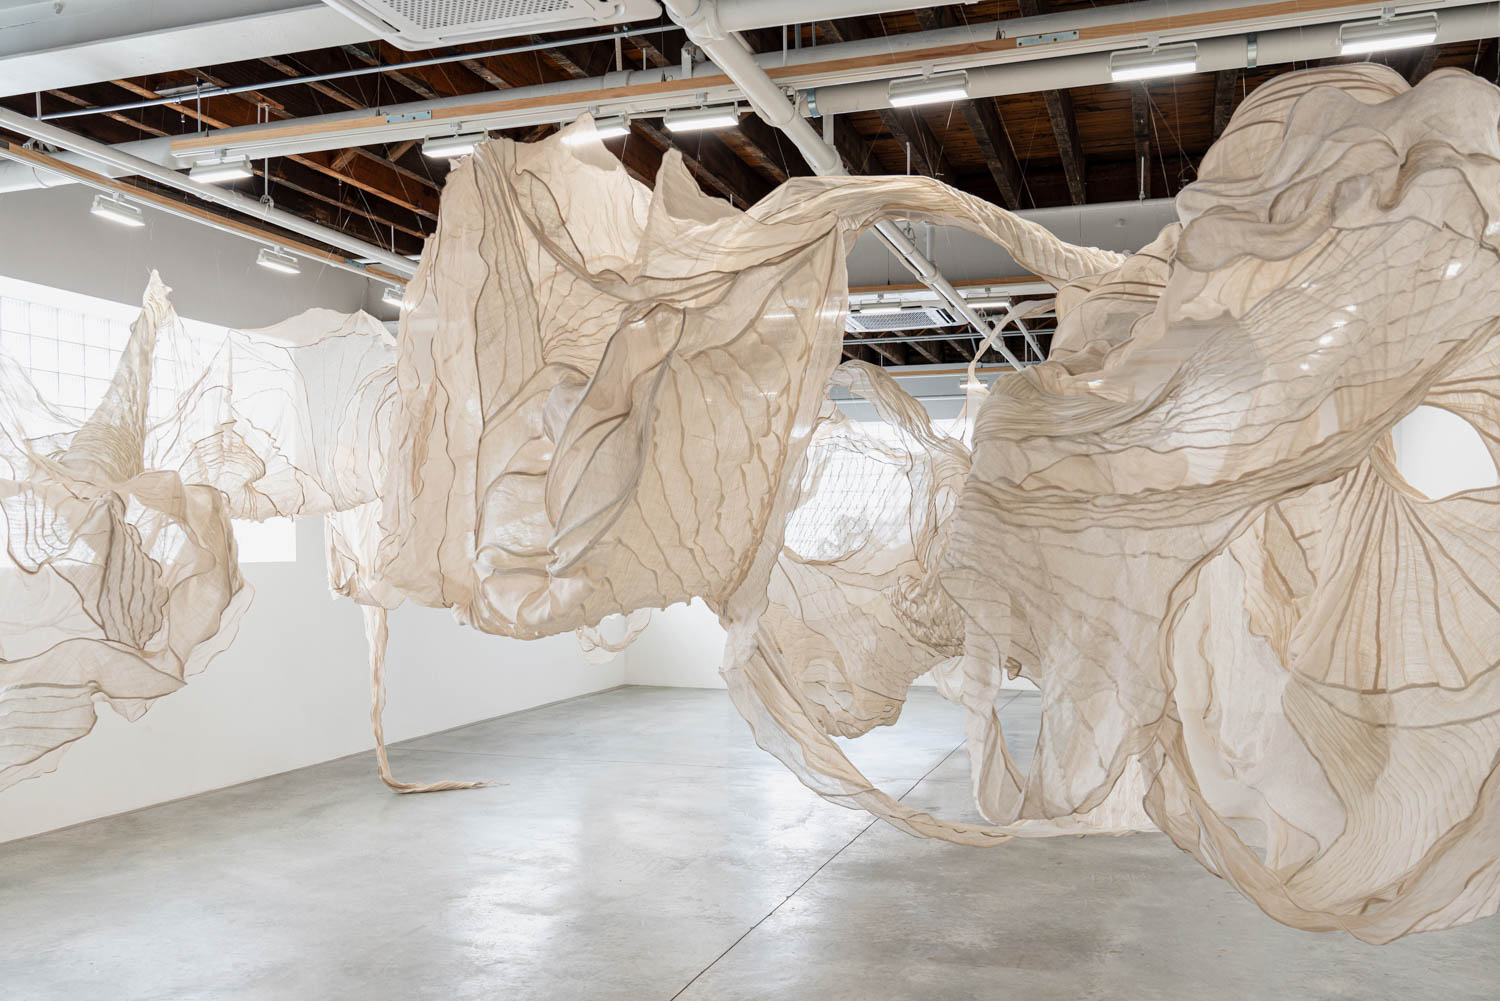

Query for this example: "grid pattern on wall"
[0,278,295,562]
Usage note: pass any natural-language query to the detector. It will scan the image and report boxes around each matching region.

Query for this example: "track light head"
[256,247,301,275]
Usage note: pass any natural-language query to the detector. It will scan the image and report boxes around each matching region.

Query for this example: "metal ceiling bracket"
[1015,30,1079,47]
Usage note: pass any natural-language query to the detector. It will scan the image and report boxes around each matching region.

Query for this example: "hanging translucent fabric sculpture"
[3,64,1500,942]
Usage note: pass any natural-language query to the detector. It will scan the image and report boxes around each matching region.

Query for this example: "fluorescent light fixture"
[1109,42,1199,82]
[1338,12,1438,55]
[965,296,1012,310]
[565,115,629,144]
[857,303,904,315]
[256,247,301,276]
[663,105,740,131]
[188,153,253,183]
[381,285,405,308]
[90,193,144,228]
[888,70,970,108]
[422,132,483,159]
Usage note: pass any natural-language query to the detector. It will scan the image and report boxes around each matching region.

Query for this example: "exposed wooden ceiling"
[1,1,1494,366]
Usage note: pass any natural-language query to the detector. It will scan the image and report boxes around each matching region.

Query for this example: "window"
[0,275,296,563]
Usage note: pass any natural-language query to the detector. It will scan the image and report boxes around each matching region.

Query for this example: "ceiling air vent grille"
[845,307,961,333]
[382,0,587,31]
[323,0,659,48]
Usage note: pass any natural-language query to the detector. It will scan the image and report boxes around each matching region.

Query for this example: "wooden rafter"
[1212,69,1238,138]
[1042,89,1085,205]
[961,97,1025,208]
[1408,46,1439,84]
[819,19,957,182]
[829,116,879,174]
[913,7,1024,207]
[1017,0,1084,205]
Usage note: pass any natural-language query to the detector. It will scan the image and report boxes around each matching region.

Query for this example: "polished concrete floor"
[2,685,1497,1000]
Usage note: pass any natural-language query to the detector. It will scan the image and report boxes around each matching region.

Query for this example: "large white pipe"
[0,107,416,278]
[809,3,1500,114]
[662,0,1030,365]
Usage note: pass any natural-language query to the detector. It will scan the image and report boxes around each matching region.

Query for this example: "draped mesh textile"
[4,65,1500,941]
[0,279,394,790]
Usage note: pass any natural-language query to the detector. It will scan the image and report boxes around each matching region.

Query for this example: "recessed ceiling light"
[90,193,144,228]
[256,247,301,276]
[663,105,740,131]
[888,70,970,108]
[1108,42,1199,82]
[1338,12,1438,55]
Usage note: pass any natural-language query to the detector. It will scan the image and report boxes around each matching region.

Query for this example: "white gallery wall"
[0,518,625,843]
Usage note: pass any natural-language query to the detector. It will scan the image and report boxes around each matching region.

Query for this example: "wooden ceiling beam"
[256,163,428,242]
[819,18,956,183]
[337,44,441,100]
[533,39,591,80]
[1408,46,1439,83]
[1042,90,1085,205]
[365,40,492,98]
[906,336,944,364]
[0,142,415,277]
[830,115,879,174]
[1212,69,1238,137]
[258,57,364,111]
[459,59,510,90]
[961,97,1025,209]
[913,7,1023,207]
[885,105,955,182]
[631,34,677,71]
[730,113,815,184]
[845,334,906,365]
[630,120,771,207]
[47,89,170,139]
[1016,0,1084,206]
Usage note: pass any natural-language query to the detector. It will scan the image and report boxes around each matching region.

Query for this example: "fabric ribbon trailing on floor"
[3,64,1500,941]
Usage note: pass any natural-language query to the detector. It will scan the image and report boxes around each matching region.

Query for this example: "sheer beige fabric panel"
[0,279,395,791]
